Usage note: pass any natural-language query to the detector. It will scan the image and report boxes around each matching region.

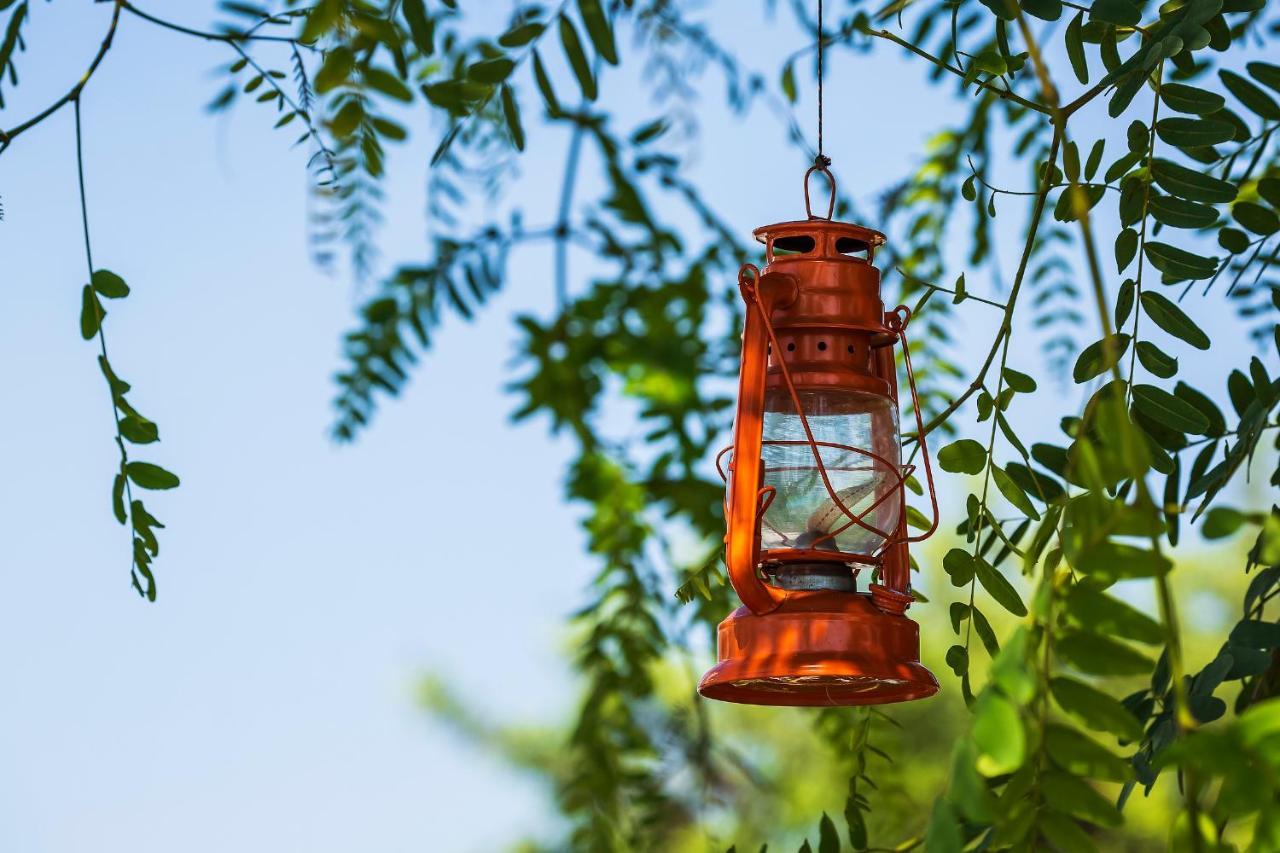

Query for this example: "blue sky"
[0,3,1268,852]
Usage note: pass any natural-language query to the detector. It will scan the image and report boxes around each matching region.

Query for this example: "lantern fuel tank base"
[698,590,938,707]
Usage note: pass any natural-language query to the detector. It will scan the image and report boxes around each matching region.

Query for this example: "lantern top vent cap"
[753,219,887,261]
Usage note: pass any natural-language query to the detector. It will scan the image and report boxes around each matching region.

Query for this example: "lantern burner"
[765,561,857,592]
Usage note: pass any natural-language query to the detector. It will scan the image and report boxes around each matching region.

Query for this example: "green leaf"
[498,22,544,48]
[630,118,668,145]
[991,627,1035,702]
[974,556,1028,616]
[1065,586,1163,644]
[1219,226,1251,254]
[946,644,969,676]
[1231,620,1280,649]
[924,800,963,853]
[1050,677,1144,740]
[577,0,618,65]
[402,0,435,56]
[1202,506,1245,539]
[559,14,596,100]
[364,67,412,102]
[1155,117,1235,148]
[1105,150,1142,184]
[1136,340,1178,378]
[781,60,797,103]
[939,439,987,474]
[1115,279,1135,327]
[1075,539,1171,581]
[970,605,1001,658]
[1021,0,1063,20]
[1132,384,1211,434]
[1039,812,1098,852]
[1084,139,1105,181]
[500,85,525,151]
[1174,382,1225,436]
[993,465,1040,520]
[944,548,976,586]
[1140,292,1211,350]
[818,812,840,853]
[1160,82,1225,115]
[467,57,515,84]
[1045,724,1132,781]
[531,49,560,114]
[1151,158,1238,204]
[125,462,180,490]
[1057,631,1153,676]
[1119,176,1145,225]
[1149,194,1219,229]
[1090,0,1140,25]
[112,472,127,524]
[1233,201,1280,235]
[1073,334,1131,382]
[92,269,129,299]
[80,284,103,340]
[1259,179,1280,209]
[1064,140,1081,183]
[314,47,354,94]
[973,691,1025,776]
[330,99,364,138]
[978,0,1020,19]
[955,740,1000,823]
[119,415,160,445]
[1220,69,1280,120]
[1066,12,1088,85]
[1115,228,1138,272]
[1005,462,1066,503]
[1003,368,1037,393]
[301,0,341,43]
[1143,241,1217,280]
[1249,61,1280,95]
[1041,771,1122,827]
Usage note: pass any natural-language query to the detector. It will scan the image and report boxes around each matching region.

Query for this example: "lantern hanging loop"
[804,160,837,221]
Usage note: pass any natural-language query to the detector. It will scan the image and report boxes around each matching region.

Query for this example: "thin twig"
[862,26,1052,116]
[0,0,123,156]
[120,0,312,46]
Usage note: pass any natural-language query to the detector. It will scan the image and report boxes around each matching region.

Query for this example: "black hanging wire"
[816,0,830,169]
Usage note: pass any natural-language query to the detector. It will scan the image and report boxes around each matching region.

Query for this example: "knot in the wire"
[814,153,832,169]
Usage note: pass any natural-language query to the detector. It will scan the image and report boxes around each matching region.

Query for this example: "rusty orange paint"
[700,172,940,707]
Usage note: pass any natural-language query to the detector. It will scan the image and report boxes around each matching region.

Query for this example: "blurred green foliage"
[4,0,1280,849]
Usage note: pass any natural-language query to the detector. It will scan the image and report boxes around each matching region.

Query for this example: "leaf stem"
[73,97,144,598]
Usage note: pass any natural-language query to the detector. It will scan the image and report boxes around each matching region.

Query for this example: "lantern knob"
[869,583,913,616]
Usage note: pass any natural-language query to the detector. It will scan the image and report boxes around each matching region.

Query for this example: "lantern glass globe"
[758,388,901,557]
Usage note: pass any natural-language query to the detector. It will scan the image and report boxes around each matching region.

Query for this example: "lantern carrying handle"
[724,264,796,615]
[886,306,940,545]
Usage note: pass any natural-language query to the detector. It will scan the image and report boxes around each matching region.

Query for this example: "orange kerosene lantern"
[699,165,942,707]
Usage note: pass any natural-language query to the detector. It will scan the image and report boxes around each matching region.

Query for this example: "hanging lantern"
[699,165,942,707]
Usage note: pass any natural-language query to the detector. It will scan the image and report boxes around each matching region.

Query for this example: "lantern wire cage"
[714,265,940,577]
